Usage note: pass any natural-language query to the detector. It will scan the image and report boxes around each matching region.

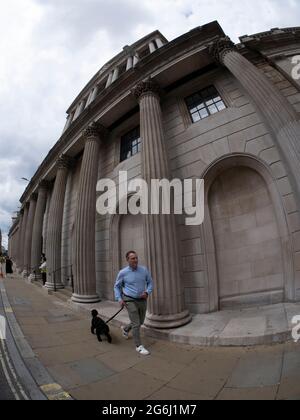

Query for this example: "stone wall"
[73,59,300,311]
[60,159,82,286]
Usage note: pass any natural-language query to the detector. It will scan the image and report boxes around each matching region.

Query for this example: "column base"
[144,310,192,329]
[21,270,29,278]
[71,293,101,304]
[28,273,42,282]
[44,282,65,290]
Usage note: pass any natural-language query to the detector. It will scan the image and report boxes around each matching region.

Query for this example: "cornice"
[239,27,300,53]
[66,30,168,114]
[18,22,228,204]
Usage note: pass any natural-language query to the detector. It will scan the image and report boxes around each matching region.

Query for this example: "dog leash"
[105,306,124,324]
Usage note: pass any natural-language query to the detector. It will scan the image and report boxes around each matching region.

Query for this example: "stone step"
[49,287,72,302]
[30,279,43,288]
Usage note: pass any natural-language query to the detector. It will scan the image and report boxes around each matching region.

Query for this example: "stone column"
[105,72,113,88]
[112,68,119,83]
[23,194,37,277]
[155,38,164,48]
[45,155,73,290]
[134,80,191,329]
[149,41,156,53]
[19,203,29,274]
[30,181,50,280]
[71,123,105,303]
[15,209,24,271]
[63,114,73,133]
[126,56,133,71]
[133,53,139,67]
[210,37,300,202]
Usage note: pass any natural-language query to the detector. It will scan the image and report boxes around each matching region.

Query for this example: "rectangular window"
[120,126,141,162]
[118,62,127,76]
[185,86,226,123]
[138,45,150,59]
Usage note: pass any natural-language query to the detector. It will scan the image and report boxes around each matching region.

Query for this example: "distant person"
[39,254,47,285]
[114,251,153,356]
[0,254,6,278]
[5,256,13,275]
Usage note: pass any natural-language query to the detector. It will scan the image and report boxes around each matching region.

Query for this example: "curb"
[0,279,73,400]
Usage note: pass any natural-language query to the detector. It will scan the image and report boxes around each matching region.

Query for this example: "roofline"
[19,21,226,204]
[66,30,168,113]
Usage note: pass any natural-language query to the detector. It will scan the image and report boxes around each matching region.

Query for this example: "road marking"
[0,334,29,400]
[40,383,72,400]
[4,307,13,313]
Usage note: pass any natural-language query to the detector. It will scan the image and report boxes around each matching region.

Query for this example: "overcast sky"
[0,0,299,249]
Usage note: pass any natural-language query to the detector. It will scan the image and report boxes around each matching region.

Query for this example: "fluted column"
[45,155,73,290]
[210,37,300,202]
[71,123,105,303]
[19,203,29,273]
[23,194,37,276]
[16,209,24,271]
[30,181,50,280]
[134,80,191,329]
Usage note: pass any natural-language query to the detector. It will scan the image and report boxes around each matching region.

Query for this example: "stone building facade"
[8,21,300,329]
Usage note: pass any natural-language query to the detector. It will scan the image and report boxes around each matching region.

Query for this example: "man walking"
[114,251,153,355]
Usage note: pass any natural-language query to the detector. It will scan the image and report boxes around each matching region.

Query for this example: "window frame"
[185,85,226,124]
[120,126,141,162]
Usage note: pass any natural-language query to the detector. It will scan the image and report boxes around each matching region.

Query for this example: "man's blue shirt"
[114,265,153,301]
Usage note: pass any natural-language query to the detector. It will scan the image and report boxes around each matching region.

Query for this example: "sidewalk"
[1,273,300,400]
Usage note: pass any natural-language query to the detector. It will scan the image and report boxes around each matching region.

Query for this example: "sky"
[0,0,299,249]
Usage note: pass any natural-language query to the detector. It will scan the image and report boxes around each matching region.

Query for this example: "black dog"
[91,309,112,343]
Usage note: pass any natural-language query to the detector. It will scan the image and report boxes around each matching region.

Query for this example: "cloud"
[0,0,299,249]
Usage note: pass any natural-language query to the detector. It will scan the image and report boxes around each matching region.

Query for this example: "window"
[118,62,127,76]
[185,86,226,123]
[138,45,150,59]
[96,80,107,96]
[120,127,141,162]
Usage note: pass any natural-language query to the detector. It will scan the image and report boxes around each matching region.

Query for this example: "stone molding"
[209,36,237,64]
[57,154,74,170]
[30,193,38,202]
[82,122,107,141]
[133,79,161,101]
[38,180,52,190]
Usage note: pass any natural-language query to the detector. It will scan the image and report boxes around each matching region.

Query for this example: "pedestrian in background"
[40,253,47,285]
[0,254,6,278]
[5,256,13,275]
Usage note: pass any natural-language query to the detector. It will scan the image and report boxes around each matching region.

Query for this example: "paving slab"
[2,274,300,400]
[132,355,186,382]
[146,386,203,400]
[216,386,278,400]
[69,369,166,400]
[226,352,283,388]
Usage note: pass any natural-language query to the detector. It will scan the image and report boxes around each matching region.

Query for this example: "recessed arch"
[200,153,295,311]
[109,194,146,287]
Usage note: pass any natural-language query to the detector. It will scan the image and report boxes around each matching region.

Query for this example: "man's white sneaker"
[136,345,150,355]
[121,326,129,339]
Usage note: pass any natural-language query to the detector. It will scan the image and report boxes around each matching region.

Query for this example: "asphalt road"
[0,291,28,400]
[0,340,18,400]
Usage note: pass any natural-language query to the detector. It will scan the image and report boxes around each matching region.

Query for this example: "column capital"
[57,154,74,170]
[38,180,52,191]
[30,193,38,202]
[133,79,162,101]
[82,122,107,142]
[209,36,237,64]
